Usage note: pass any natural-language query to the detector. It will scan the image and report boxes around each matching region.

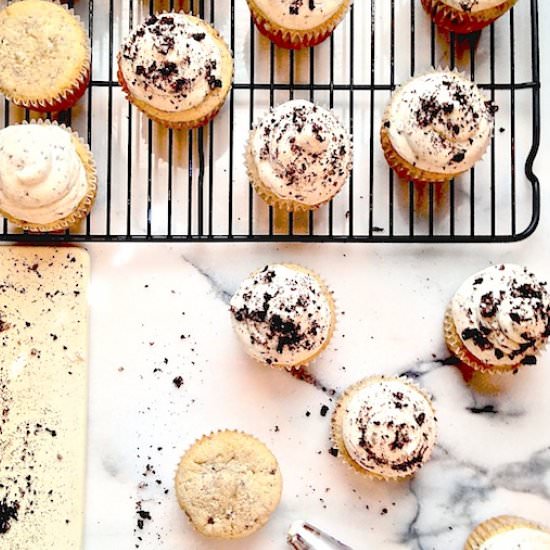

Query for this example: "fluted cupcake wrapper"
[380,67,492,184]
[0,119,97,233]
[465,515,550,550]
[246,0,352,50]
[231,263,338,371]
[174,429,283,540]
[2,1,91,113]
[421,0,518,35]
[330,375,437,482]
[442,304,548,375]
[117,12,233,130]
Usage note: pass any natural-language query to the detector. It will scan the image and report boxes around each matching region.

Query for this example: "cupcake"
[445,264,550,374]
[0,0,90,112]
[421,0,518,35]
[380,71,496,184]
[247,100,352,212]
[246,0,351,49]
[331,376,437,480]
[465,515,550,549]
[230,264,336,369]
[0,121,97,232]
[175,430,282,539]
[118,13,233,130]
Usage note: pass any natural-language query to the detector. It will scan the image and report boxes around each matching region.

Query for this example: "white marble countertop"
[75,3,549,550]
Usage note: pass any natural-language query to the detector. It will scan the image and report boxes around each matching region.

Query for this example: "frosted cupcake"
[421,0,518,35]
[0,0,90,112]
[445,264,550,374]
[465,515,550,549]
[0,121,97,232]
[175,430,282,539]
[118,13,233,129]
[246,0,351,49]
[247,100,352,212]
[230,264,336,369]
[381,71,495,184]
[331,376,437,480]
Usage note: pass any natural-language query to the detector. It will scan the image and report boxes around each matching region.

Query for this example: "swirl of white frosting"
[230,264,333,367]
[252,0,345,30]
[0,124,87,225]
[452,264,550,366]
[440,0,513,13]
[251,100,352,206]
[342,378,437,478]
[119,13,223,113]
[479,528,550,550]
[386,72,494,174]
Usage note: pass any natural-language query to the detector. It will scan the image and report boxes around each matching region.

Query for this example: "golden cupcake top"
[0,0,89,106]
[119,13,228,113]
[175,430,282,539]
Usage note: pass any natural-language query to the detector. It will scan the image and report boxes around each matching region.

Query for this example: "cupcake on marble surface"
[246,0,351,49]
[0,0,90,112]
[445,264,550,374]
[175,430,282,539]
[465,515,550,549]
[247,100,352,212]
[331,376,437,480]
[0,121,97,232]
[380,71,495,184]
[118,13,233,129]
[421,0,518,35]
[230,264,336,369]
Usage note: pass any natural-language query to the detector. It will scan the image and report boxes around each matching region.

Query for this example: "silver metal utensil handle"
[287,521,355,550]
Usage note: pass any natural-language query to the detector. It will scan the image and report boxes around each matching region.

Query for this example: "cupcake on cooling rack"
[118,13,233,129]
[0,121,97,232]
[421,0,518,35]
[331,376,437,480]
[465,515,550,549]
[380,70,495,184]
[247,100,352,212]
[445,264,550,374]
[230,264,336,369]
[175,430,282,539]
[246,0,351,49]
[0,0,90,112]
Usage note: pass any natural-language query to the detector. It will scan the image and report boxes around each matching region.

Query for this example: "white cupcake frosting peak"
[439,0,511,13]
[478,527,550,549]
[0,124,88,225]
[385,71,495,175]
[451,264,550,367]
[119,13,224,113]
[252,0,344,30]
[230,264,333,367]
[251,100,352,206]
[342,378,437,478]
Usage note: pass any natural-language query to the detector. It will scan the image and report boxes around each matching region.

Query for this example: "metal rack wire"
[0,0,541,243]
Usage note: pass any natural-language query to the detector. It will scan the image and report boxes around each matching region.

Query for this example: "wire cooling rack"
[0,0,541,243]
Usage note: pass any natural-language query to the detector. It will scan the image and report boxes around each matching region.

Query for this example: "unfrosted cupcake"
[118,13,233,129]
[421,0,518,35]
[465,515,550,549]
[0,0,90,112]
[246,0,351,49]
[331,376,437,480]
[175,430,282,539]
[445,264,550,374]
[381,71,495,184]
[230,264,336,369]
[0,121,97,232]
[247,100,352,211]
